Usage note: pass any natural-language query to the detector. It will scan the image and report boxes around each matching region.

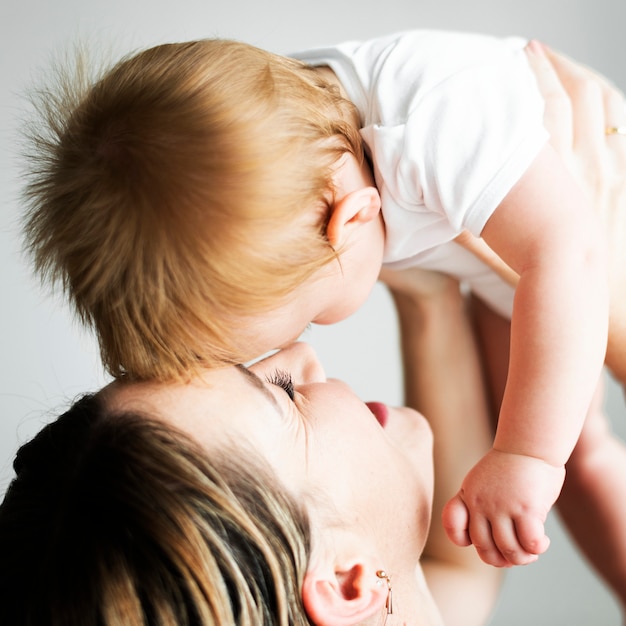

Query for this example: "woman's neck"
[379,564,444,626]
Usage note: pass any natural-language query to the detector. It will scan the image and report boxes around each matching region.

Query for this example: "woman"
[0,277,498,626]
[0,46,624,625]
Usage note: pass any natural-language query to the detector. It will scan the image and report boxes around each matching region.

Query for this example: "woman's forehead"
[100,365,285,447]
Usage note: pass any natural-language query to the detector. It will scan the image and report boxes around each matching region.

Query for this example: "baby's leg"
[557,377,626,611]
[573,138,626,610]
[605,255,626,386]
[471,295,626,612]
[468,294,509,425]
[602,176,626,388]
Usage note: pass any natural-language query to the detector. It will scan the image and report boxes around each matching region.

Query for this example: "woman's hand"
[525,40,626,199]
[525,40,626,384]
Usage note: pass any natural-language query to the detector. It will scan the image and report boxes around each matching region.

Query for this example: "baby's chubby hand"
[442,449,565,567]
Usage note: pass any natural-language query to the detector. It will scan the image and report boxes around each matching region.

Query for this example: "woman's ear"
[301,559,388,626]
[326,187,381,248]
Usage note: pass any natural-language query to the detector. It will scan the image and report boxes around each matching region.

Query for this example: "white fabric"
[293,30,550,318]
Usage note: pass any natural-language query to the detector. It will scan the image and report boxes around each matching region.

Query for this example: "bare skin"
[381,266,502,625]
[470,42,626,611]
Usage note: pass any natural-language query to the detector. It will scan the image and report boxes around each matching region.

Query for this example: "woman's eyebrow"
[235,364,283,415]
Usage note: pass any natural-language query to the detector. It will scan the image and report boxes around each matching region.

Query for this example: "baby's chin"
[234,325,308,366]
[311,288,375,326]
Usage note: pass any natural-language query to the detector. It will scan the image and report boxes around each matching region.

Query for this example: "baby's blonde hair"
[22,39,362,380]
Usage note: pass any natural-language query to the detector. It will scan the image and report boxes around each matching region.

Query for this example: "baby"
[21,31,610,569]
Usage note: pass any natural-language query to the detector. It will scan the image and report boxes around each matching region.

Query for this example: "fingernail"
[526,39,546,57]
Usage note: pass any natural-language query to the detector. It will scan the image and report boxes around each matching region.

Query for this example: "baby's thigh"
[606,315,626,385]
[569,376,613,468]
[606,210,626,385]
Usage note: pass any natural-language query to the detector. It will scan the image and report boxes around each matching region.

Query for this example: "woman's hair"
[0,393,312,625]
[22,39,363,380]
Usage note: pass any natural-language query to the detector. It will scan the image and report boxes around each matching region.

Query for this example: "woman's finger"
[525,40,572,157]
[543,46,613,160]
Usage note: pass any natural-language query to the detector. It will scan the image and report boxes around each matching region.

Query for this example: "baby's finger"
[490,517,539,566]
[467,514,511,568]
[514,515,551,556]
[441,494,471,547]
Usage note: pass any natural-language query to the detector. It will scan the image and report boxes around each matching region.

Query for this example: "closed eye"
[266,369,296,401]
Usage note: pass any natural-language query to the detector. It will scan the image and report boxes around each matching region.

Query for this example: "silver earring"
[376,570,393,615]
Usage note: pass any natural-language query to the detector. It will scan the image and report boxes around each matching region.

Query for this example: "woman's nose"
[287,342,327,384]
[253,342,327,384]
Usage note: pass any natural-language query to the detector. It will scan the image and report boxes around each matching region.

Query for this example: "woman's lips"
[366,401,388,428]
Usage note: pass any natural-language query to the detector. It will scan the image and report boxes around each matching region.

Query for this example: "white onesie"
[293,30,549,318]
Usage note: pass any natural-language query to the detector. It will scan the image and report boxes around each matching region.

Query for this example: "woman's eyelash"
[266,369,296,401]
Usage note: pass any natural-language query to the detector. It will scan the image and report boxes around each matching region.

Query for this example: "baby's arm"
[443,142,609,566]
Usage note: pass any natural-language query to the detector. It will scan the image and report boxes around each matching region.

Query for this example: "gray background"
[1,1,624,623]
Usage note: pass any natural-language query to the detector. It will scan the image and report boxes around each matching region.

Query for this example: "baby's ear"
[326,187,381,248]
[301,559,388,626]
